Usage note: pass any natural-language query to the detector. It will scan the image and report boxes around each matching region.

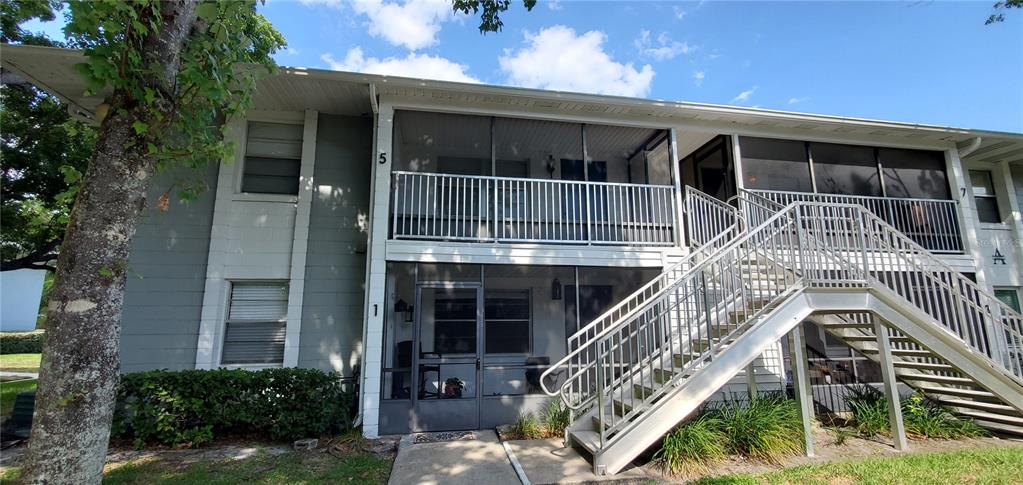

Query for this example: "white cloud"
[499,25,654,97]
[673,6,686,19]
[286,47,300,56]
[634,30,694,61]
[349,0,455,50]
[693,70,705,87]
[731,85,758,103]
[321,47,480,83]
[548,0,563,10]
[788,96,809,104]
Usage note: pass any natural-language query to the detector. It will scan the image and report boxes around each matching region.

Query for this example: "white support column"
[359,101,394,438]
[873,317,908,451]
[745,362,758,401]
[668,128,685,248]
[788,324,815,457]
[282,110,318,368]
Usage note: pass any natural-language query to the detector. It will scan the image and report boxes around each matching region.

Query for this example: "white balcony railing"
[391,171,678,246]
[747,189,964,253]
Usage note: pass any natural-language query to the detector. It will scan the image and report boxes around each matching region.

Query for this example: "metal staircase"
[540,189,1023,476]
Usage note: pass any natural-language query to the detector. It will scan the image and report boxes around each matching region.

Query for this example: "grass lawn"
[0,353,41,373]
[1,448,393,484]
[0,378,37,416]
[693,445,1023,485]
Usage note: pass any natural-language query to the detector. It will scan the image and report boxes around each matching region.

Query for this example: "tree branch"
[1,238,60,272]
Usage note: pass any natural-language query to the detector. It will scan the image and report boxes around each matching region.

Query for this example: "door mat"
[412,431,477,444]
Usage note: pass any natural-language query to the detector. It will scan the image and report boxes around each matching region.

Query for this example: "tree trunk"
[23,3,198,483]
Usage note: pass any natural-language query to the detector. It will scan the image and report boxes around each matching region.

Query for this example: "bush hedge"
[0,332,44,354]
[112,368,356,448]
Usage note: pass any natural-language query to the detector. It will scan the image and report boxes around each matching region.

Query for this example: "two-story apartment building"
[4,44,1022,474]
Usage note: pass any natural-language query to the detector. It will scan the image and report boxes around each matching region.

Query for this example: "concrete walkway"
[506,438,656,484]
[388,430,521,485]
[0,371,38,379]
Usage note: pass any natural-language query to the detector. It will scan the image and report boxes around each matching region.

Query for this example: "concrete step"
[842,335,914,343]
[892,361,955,372]
[633,383,657,400]
[937,398,1020,415]
[971,419,1023,437]
[915,385,997,401]
[653,368,678,384]
[673,352,700,367]
[899,373,975,386]
[571,430,602,454]
[821,321,874,329]
[956,409,1023,427]
[860,348,934,358]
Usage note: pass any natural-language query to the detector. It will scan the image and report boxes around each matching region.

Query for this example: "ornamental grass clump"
[512,413,544,440]
[653,415,727,477]
[847,386,985,440]
[713,395,804,463]
[540,398,571,438]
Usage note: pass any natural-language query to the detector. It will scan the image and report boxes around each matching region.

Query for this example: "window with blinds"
[222,282,288,365]
[242,121,303,195]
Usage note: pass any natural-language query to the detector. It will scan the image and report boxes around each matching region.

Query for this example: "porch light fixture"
[394,299,414,322]
[545,154,556,177]
[551,278,562,300]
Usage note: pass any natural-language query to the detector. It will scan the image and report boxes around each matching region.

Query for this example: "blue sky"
[26,1,1023,132]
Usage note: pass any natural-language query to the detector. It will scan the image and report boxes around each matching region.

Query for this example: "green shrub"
[512,413,544,440]
[654,415,727,477]
[540,399,570,438]
[902,391,985,439]
[112,368,356,448]
[847,386,890,437]
[847,386,985,440]
[712,395,803,462]
[0,331,44,354]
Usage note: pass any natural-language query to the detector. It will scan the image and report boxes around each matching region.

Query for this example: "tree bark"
[23,2,198,483]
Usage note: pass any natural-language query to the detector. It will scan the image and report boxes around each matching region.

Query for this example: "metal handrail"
[539,187,744,407]
[391,171,678,246]
[747,188,964,254]
[549,196,1023,450]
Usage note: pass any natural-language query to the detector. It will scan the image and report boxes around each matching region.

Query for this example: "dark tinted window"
[739,137,812,192]
[811,142,881,196]
[485,291,530,354]
[242,122,303,195]
[879,148,950,199]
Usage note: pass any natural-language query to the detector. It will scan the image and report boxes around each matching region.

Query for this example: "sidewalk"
[388,430,520,485]
[0,371,38,379]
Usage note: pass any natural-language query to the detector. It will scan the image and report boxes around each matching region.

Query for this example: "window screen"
[485,290,531,354]
[242,122,302,195]
[810,142,881,196]
[995,288,1021,313]
[739,137,812,192]
[433,296,477,354]
[969,170,1002,223]
[879,148,950,199]
[222,282,288,365]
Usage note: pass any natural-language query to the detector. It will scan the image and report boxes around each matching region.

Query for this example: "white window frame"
[233,111,305,203]
[220,280,289,369]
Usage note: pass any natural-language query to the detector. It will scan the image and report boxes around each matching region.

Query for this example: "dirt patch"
[645,426,1023,481]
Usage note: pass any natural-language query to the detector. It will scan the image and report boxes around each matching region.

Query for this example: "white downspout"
[957,136,982,159]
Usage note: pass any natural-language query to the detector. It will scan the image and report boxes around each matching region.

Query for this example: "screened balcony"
[389,111,679,247]
[738,137,964,253]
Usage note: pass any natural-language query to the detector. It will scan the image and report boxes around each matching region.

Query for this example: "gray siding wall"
[298,114,372,375]
[120,163,219,373]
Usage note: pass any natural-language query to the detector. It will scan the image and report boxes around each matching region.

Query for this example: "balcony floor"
[385,239,683,267]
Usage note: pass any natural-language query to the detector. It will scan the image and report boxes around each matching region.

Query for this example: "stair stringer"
[802,287,1023,413]
[588,291,817,476]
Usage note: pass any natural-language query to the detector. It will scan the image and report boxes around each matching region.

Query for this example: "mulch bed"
[412,431,477,444]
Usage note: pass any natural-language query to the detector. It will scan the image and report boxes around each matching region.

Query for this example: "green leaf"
[132,120,149,135]
[196,3,218,20]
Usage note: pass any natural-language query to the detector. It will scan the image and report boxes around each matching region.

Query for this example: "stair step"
[860,349,934,358]
[900,373,975,386]
[937,398,1020,414]
[842,335,914,343]
[571,430,602,454]
[956,410,1023,427]
[653,368,677,384]
[633,383,657,400]
[916,385,996,400]
[822,322,874,329]
[892,361,955,372]
[673,352,700,367]
[971,419,1023,437]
